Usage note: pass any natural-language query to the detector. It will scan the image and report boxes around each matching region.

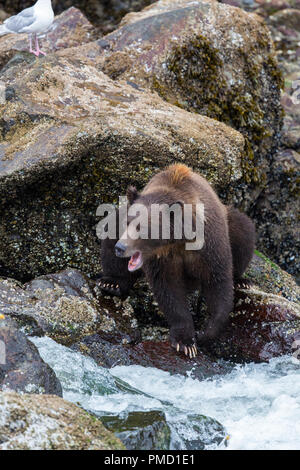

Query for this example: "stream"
[32,336,300,450]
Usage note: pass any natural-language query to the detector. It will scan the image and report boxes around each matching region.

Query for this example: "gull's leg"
[29,34,37,55]
[35,35,46,56]
[29,34,39,56]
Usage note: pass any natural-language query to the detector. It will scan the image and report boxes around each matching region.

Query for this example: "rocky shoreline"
[0,0,299,450]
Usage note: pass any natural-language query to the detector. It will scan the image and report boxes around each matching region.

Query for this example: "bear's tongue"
[128,251,143,272]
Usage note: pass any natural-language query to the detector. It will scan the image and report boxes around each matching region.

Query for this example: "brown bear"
[98,164,255,358]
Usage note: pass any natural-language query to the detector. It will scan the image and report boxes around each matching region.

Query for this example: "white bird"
[0,0,54,57]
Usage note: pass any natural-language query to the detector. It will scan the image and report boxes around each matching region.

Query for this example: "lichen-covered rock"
[101,410,171,450]
[98,0,283,188]
[0,390,125,450]
[0,50,245,280]
[0,316,62,395]
[0,7,95,70]
[0,269,142,345]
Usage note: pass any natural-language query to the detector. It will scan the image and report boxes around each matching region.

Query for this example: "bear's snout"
[115,241,126,257]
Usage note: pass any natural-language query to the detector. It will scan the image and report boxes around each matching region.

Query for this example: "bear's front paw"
[96,276,122,297]
[170,327,197,359]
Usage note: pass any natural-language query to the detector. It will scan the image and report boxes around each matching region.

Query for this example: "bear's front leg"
[96,237,140,298]
[143,257,197,358]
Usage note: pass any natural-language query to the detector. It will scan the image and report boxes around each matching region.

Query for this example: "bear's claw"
[97,278,122,296]
[235,278,252,290]
[175,342,197,358]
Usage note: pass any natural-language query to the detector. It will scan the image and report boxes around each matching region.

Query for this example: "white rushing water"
[32,336,300,450]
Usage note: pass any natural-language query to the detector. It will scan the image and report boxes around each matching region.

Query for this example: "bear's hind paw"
[235,277,252,290]
[173,341,198,359]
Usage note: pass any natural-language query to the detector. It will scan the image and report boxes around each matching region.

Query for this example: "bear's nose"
[115,241,126,257]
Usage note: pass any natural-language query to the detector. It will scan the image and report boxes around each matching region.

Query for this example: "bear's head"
[115,186,186,272]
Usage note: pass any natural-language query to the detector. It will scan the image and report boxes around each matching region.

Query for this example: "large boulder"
[0,49,245,280]
[0,316,62,395]
[0,390,125,450]
[97,0,283,189]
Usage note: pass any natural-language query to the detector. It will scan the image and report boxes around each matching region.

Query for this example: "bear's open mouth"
[128,251,143,272]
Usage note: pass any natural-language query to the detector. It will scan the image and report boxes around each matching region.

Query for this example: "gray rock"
[0,390,125,450]
[0,316,62,395]
[0,268,140,345]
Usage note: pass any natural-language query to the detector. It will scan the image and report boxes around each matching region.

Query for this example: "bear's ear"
[127,186,139,205]
[170,200,184,210]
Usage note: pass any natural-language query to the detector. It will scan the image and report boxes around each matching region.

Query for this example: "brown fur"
[168,164,192,185]
[99,165,256,354]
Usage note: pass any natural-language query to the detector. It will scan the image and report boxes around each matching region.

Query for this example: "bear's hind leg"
[198,275,234,345]
[227,207,255,286]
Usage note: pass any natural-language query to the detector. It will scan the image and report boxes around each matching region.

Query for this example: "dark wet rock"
[126,341,229,378]
[0,316,62,395]
[73,335,230,379]
[252,145,300,278]
[0,7,95,70]
[206,253,300,362]
[98,0,283,191]
[101,410,171,450]
[71,334,134,367]
[75,255,300,367]
[0,390,125,450]
[252,65,299,276]
[0,49,244,281]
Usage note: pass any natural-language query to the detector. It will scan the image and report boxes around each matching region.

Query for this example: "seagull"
[0,0,54,57]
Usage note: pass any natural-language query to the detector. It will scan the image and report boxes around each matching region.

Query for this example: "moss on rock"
[0,390,125,450]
